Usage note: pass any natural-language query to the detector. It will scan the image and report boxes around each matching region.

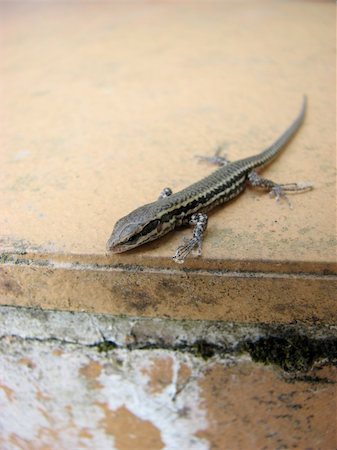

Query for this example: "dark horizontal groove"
[96,334,337,374]
[1,253,336,279]
[3,331,336,375]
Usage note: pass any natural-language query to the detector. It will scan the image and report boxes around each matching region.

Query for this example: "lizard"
[106,97,313,263]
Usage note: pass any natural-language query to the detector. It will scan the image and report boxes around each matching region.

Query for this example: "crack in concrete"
[1,306,336,373]
[2,330,336,375]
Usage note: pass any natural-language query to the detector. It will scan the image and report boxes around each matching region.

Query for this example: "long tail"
[251,96,307,168]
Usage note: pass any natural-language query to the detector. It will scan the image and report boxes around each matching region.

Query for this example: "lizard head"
[106,203,168,253]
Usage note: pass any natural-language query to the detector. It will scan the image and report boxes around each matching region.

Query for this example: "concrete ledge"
[1,256,336,324]
[1,1,335,323]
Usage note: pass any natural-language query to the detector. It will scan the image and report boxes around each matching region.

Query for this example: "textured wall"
[1,307,336,449]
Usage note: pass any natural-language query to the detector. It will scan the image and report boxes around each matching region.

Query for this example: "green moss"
[88,318,336,373]
[0,254,10,263]
[190,340,218,359]
[242,333,337,372]
[96,340,118,353]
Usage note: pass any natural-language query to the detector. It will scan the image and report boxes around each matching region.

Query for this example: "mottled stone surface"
[1,306,336,449]
[0,335,335,450]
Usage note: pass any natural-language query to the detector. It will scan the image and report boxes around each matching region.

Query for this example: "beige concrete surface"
[0,1,336,320]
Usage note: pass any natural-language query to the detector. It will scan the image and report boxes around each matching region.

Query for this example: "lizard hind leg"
[173,213,208,264]
[248,170,313,208]
[196,142,230,167]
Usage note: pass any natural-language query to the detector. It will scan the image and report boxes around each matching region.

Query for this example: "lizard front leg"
[158,187,173,199]
[173,213,208,264]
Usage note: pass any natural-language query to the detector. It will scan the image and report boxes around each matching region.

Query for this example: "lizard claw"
[173,213,208,263]
[269,185,292,208]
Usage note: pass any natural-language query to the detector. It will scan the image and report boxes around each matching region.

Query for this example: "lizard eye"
[140,220,160,237]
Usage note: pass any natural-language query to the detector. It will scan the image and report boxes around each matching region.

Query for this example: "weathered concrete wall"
[0,306,336,449]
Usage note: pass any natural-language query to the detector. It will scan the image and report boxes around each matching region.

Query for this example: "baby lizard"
[106,97,312,263]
